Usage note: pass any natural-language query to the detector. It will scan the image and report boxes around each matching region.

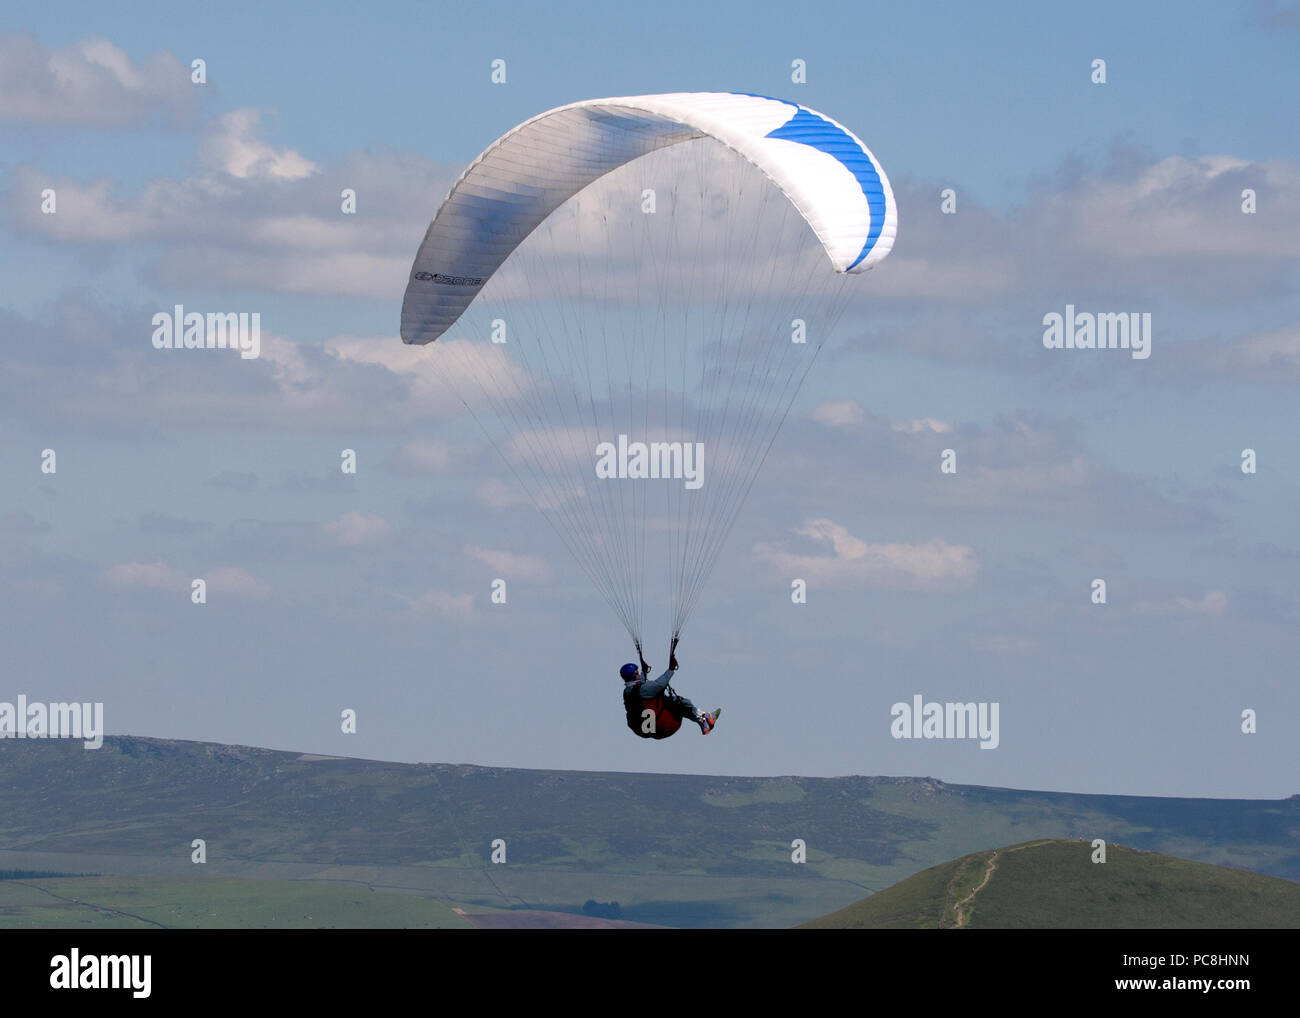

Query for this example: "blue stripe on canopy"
[763,106,887,270]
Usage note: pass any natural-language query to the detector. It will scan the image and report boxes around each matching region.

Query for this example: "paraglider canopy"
[402,92,895,345]
[402,92,896,648]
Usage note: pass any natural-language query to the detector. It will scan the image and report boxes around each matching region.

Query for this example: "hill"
[800,839,1300,928]
[1,737,1297,928]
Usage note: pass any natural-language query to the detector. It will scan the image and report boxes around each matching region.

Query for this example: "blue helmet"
[620,663,640,681]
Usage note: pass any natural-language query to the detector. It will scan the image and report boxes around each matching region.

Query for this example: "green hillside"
[0,875,475,929]
[801,839,1300,929]
[1,737,1297,928]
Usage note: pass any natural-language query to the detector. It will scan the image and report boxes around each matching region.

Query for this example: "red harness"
[625,681,682,739]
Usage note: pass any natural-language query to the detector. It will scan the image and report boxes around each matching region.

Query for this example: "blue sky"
[2,1,1298,796]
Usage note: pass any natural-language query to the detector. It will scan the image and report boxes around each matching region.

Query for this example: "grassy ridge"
[800,840,1300,929]
[1,737,1296,928]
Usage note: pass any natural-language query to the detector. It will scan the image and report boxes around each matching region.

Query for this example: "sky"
[2,0,1298,797]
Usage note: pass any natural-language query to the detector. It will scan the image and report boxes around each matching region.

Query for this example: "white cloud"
[922,450,1099,512]
[753,518,979,590]
[1065,155,1300,259]
[155,247,407,299]
[205,566,270,598]
[396,438,456,472]
[474,477,582,512]
[322,511,391,547]
[855,156,1300,329]
[328,337,533,413]
[811,399,864,428]
[10,172,157,242]
[198,109,318,181]
[1191,322,1300,382]
[476,478,527,510]
[809,401,950,441]
[1237,324,1300,370]
[464,545,552,582]
[105,560,185,589]
[258,332,322,397]
[10,135,454,299]
[1135,590,1228,616]
[0,34,196,127]
[106,561,268,598]
[891,417,952,434]
[0,290,548,438]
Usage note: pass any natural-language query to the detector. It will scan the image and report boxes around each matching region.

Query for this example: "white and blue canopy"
[401,91,897,345]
